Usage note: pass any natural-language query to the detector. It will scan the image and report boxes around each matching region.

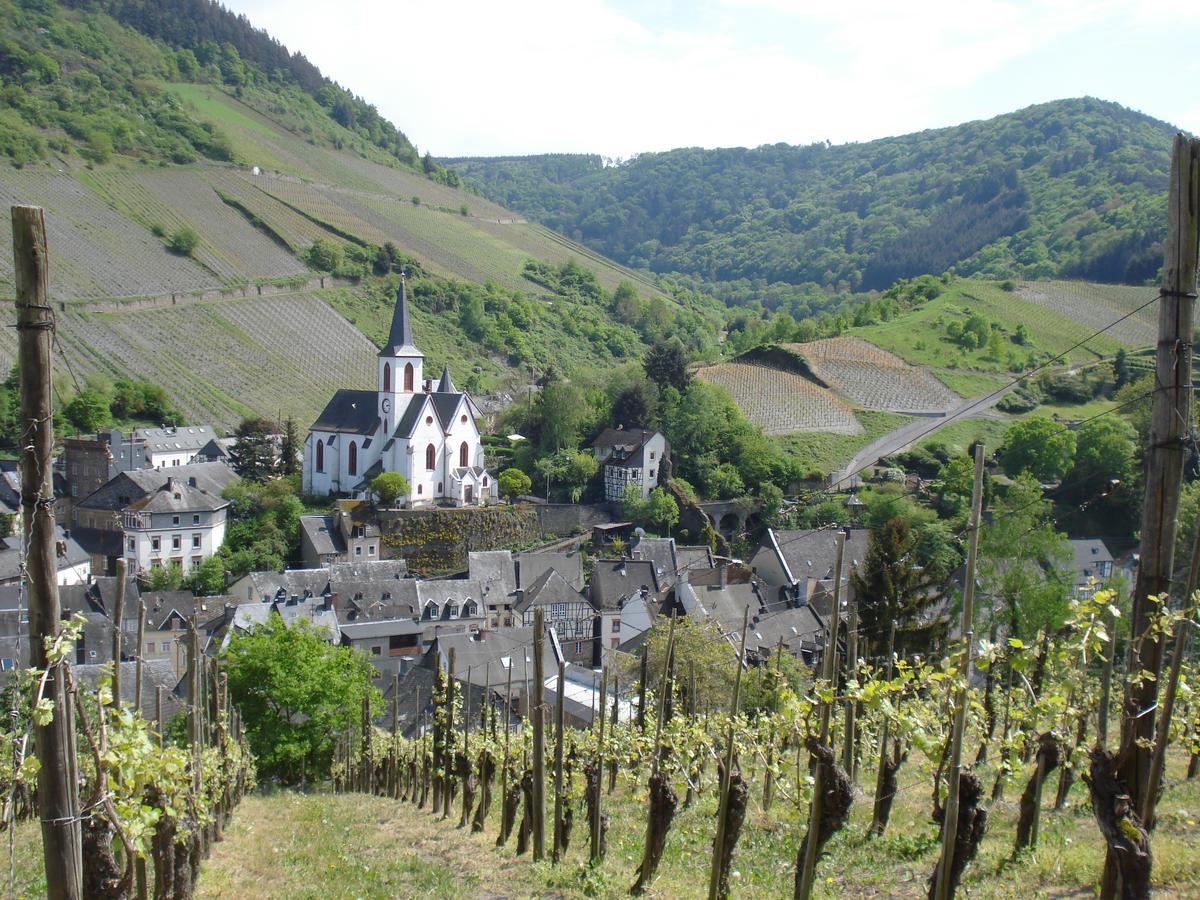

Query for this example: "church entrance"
[465,484,474,504]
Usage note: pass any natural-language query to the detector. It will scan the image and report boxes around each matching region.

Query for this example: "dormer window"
[422,601,439,620]
[447,601,459,619]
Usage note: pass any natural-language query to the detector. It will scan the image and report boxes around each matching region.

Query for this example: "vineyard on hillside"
[695,362,862,436]
[787,337,961,413]
[312,591,1199,899]
[0,291,377,429]
[1017,280,1158,348]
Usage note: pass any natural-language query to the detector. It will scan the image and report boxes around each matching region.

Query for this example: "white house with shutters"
[302,277,494,506]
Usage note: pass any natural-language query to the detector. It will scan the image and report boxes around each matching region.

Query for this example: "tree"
[228,417,276,482]
[167,227,199,256]
[849,517,936,659]
[146,562,183,592]
[498,467,531,499]
[645,487,679,535]
[64,389,111,434]
[219,478,304,578]
[371,471,409,506]
[304,237,341,272]
[279,416,300,477]
[998,416,1076,482]
[538,382,586,452]
[223,615,380,784]
[610,377,660,430]
[643,338,690,392]
[185,555,226,595]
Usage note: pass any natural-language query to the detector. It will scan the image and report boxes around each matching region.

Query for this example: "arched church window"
[383,362,390,392]
[348,441,357,476]
[404,363,414,392]
[483,476,489,487]
[315,439,324,473]
[459,441,469,468]
[426,444,436,470]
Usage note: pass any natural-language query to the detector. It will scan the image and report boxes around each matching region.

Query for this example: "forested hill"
[448,99,1179,314]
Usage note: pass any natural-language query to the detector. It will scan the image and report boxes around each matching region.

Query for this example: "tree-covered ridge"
[0,0,458,180]
[448,99,1177,314]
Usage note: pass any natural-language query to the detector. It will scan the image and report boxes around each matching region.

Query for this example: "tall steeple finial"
[380,270,417,355]
[437,363,456,393]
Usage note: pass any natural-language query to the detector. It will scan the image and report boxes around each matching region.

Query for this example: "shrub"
[498,467,532,499]
[167,226,199,256]
[371,471,409,506]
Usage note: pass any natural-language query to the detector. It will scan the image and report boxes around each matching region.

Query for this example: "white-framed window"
[193,514,200,525]
[127,538,135,551]
[192,534,201,549]
[172,535,181,551]
[368,545,376,556]
[355,546,362,557]
[551,603,567,615]
[575,642,582,655]
[612,619,620,633]
[172,515,180,525]
[151,536,160,552]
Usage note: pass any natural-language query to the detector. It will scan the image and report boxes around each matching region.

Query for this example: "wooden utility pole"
[933,442,986,900]
[13,205,83,899]
[111,558,126,707]
[553,658,566,863]
[531,608,546,860]
[1120,133,1200,819]
[842,588,859,778]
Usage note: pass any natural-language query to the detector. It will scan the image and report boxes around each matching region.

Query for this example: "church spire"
[437,364,456,393]
[380,272,417,356]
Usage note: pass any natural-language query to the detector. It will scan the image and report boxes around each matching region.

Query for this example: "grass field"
[781,410,910,474]
[853,280,1142,374]
[913,418,1012,455]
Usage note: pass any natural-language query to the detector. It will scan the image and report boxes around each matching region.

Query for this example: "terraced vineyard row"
[0,170,220,301]
[695,361,862,435]
[788,336,961,412]
[0,292,375,429]
[1017,279,1157,347]
[85,168,306,283]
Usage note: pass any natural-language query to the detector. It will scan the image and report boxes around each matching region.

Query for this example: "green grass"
[781,410,910,475]
[932,369,1011,398]
[853,279,1130,374]
[914,417,1011,454]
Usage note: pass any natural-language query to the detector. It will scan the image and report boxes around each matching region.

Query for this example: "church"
[302,278,494,505]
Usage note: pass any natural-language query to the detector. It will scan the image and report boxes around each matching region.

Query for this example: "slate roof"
[678,579,766,636]
[430,392,464,429]
[68,526,125,559]
[437,365,456,393]
[74,659,185,719]
[311,389,380,436]
[469,551,516,605]
[514,568,587,615]
[136,426,217,455]
[516,550,585,592]
[77,463,238,514]
[756,528,869,588]
[676,546,716,573]
[0,526,89,583]
[426,627,558,690]
[592,427,658,452]
[590,559,662,611]
[745,605,827,659]
[301,515,344,557]
[631,536,678,586]
[380,278,420,357]
[129,477,227,514]
[1069,539,1114,574]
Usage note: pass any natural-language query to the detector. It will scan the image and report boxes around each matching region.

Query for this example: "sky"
[223,0,1200,159]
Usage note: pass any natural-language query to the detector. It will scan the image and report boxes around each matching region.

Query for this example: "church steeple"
[436,364,456,393]
[379,273,419,357]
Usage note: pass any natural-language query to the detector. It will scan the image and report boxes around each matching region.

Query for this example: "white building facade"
[303,279,494,506]
[121,477,228,575]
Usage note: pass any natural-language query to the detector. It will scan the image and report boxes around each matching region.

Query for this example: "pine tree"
[279,416,300,477]
[229,417,277,483]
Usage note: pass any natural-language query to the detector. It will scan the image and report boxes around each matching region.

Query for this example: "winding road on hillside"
[830,384,1016,487]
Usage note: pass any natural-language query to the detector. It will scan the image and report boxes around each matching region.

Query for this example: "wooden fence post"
[531,608,546,860]
[135,599,145,716]
[13,203,83,899]
[553,658,566,863]
[112,558,126,707]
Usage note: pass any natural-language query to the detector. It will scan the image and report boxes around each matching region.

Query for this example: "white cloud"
[225,0,1200,156]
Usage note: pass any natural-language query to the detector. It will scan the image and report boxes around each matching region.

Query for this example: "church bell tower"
[378,274,423,435]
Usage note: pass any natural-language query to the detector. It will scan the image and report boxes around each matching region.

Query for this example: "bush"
[167,226,199,256]
[498,467,532,499]
[303,237,342,272]
[371,471,409,506]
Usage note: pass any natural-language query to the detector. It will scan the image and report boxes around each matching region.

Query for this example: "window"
[316,439,324,472]
[146,642,154,654]
[127,538,135,552]
[459,441,469,467]
[423,601,439,620]
[612,619,620,633]
[354,525,365,538]
[483,476,488,487]
[417,484,423,495]
[193,514,200,525]
[575,642,582,655]
[172,515,179,525]
[649,470,655,479]
[650,451,655,460]
[437,482,443,492]
[404,363,414,391]
[192,534,201,549]
[426,415,433,425]
[551,603,567,615]
[151,536,160,552]
[355,546,362,557]
[461,414,467,424]
[383,362,390,392]
[191,556,202,570]
[463,599,478,617]
[426,443,436,470]
[172,535,181,551]
[372,645,381,656]
[368,545,376,556]
[348,441,358,476]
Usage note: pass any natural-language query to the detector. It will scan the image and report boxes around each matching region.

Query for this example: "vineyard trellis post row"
[933,442,985,900]
[13,204,84,900]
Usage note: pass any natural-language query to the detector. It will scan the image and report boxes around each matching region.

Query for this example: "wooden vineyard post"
[553,658,566,863]
[156,686,164,747]
[499,656,512,843]
[632,613,676,894]
[112,558,126,707]
[1120,132,1200,821]
[590,666,608,866]
[444,647,456,818]
[709,607,750,900]
[796,530,846,900]
[532,607,546,860]
[135,599,146,716]
[637,646,648,733]
[842,586,859,780]
[13,204,83,899]
[870,619,898,836]
[189,619,202,793]
[1097,603,1118,747]
[933,442,985,900]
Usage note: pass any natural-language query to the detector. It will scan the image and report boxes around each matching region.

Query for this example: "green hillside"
[448,98,1178,313]
[0,0,723,430]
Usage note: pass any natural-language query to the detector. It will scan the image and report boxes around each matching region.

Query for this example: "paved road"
[829,385,1015,488]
